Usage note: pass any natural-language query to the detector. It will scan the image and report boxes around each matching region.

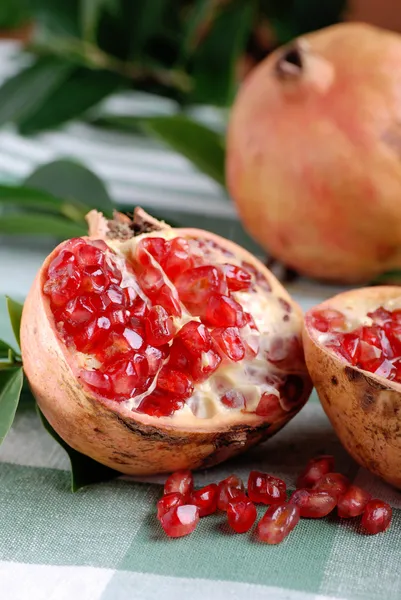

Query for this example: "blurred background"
[0,0,400,299]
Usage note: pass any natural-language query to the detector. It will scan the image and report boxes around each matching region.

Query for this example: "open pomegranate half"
[21,208,312,475]
[303,286,401,489]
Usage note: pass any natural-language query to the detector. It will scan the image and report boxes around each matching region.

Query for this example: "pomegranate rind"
[21,212,312,476]
[303,286,401,489]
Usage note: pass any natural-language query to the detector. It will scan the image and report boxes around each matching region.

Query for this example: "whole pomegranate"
[227,23,401,283]
[20,208,312,475]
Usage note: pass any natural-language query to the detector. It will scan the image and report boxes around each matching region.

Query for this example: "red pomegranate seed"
[47,249,75,276]
[168,339,192,371]
[129,296,148,318]
[108,307,128,329]
[77,243,105,267]
[105,358,147,398]
[157,368,194,399]
[368,307,393,325]
[145,305,175,347]
[44,262,82,307]
[138,237,166,263]
[217,475,245,511]
[248,471,286,505]
[257,503,300,544]
[157,492,184,520]
[211,327,245,362]
[314,473,350,498]
[227,494,257,533]
[337,485,371,518]
[309,308,346,332]
[80,370,111,395]
[137,390,184,417]
[104,258,122,285]
[164,470,194,501]
[175,265,226,305]
[62,295,96,325]
[190,484,218,517]
[289,489,337,518]
[361,500,392,534]
[221,389,245,409]
[205,294,245,327]
[255,393,286,420]
[162,237,194,280]
[296,455,335,489]
[73,316,111,352]
[222,264,252,291]
[137,264,164,297]
[65,237,87,252]
[160,504,200,538]
[103,284,125,306]
[157,284,182,317]
[190,348,222,382]
[178,321,212,356]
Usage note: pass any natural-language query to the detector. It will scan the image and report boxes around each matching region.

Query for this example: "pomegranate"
[257,504,300,544]
[303,286,401,489]
[227,23,401,283]
[20,208,312,475]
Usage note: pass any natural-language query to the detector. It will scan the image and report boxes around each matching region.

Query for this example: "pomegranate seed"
[164,470,194,501]
[108,308,128,329]
[157,368,194,399]
[222,264,252,291]
[122,326,145,351]
[368,307,393,325]
[65,237,87,252]
[296,455,335,489]
[77,243,105,267]
[309,308,346,332]
[103,284,125,306]
[145,305,175,346]
[160,504,200,538]
[178,321,212,356]
[190,348,221,382]
[227,495,257,533]
[337,485,371,518]
[255,393,286,420]
[257,503,300,544]
[80,370,111,395]
[62,295,96,325]
[162,237,194,280]
[175,265,226,305]
[205,294,245,327]
[221,389,245,409]
[137,264,164,297]
[74,316,111,352]
[361,500,392,534]
[130,296,148,318]
[47,249,76,276]
[217,475,245,511]
[248,471,286,505]
[44,262,82,307]
[190,484,218,517]
[289,489,337,518]
[105,358,147,398]
[168,339,192,372]
[157,492,184,520]
[138,237,166,263]
[137,390,184,417]
[104,259,122,285]
[157,284,182,317]
[314,473,350,498]
[211,327,245,362]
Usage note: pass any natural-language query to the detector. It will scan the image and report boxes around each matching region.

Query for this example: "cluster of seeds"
[157,456,392,541]
[43,235,302,418]
[310,306,401,382]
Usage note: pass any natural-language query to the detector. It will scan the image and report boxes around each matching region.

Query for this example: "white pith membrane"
[47,229,307,423]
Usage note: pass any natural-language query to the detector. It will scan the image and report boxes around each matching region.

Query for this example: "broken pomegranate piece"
[361,500,392,534]
[257,503,300,544]
[248,471,286,505]
[160,504,200,538]
[227,495,257,533]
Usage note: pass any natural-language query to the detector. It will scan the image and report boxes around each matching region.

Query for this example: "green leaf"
[128,0,171,59]
[0,368,24,445]
[19,68,124,135]
[0,214,87,238]
[190,0,255,106]
[0,184,88,222]
[37,407,119,492]
[30,0,80,37]
[0,339,13,359]
[180,0,215,60]
[371,270,401,285]
[139,115,225,186]
[6,297,23,349]
[81,0,119,43]
[0,56,74,128]
[25,159,114,216]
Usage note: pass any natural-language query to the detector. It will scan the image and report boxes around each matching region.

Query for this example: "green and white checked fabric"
[0,41,401,600]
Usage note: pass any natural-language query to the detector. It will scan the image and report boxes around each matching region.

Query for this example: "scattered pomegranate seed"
[190,484,218,517]
[217,475,245,510]
[314,473,350,498]
[227,495,257,533]
[164,470,194,501]
[145,305,175,347]
[222,264,252,291]
[160,504,200,538]
[296,455,335,489]
[289,489,337,518]
[248,471,286,505]
[361,500,392,534]
[257,503,300,544]
[337,485,371,518]
[157,492,184,520]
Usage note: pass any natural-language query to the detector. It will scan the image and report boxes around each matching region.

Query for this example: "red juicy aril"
[21,207,312,475]
[304,287,401,490]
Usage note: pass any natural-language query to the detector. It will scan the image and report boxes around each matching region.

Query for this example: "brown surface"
[347,0,401,34]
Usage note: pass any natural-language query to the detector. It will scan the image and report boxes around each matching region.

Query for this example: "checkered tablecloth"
[0,41,400,600]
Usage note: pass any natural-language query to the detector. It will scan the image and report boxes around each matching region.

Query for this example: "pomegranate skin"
[227,23,401,283]
[21,211,312,476]
[303,286,401,489]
